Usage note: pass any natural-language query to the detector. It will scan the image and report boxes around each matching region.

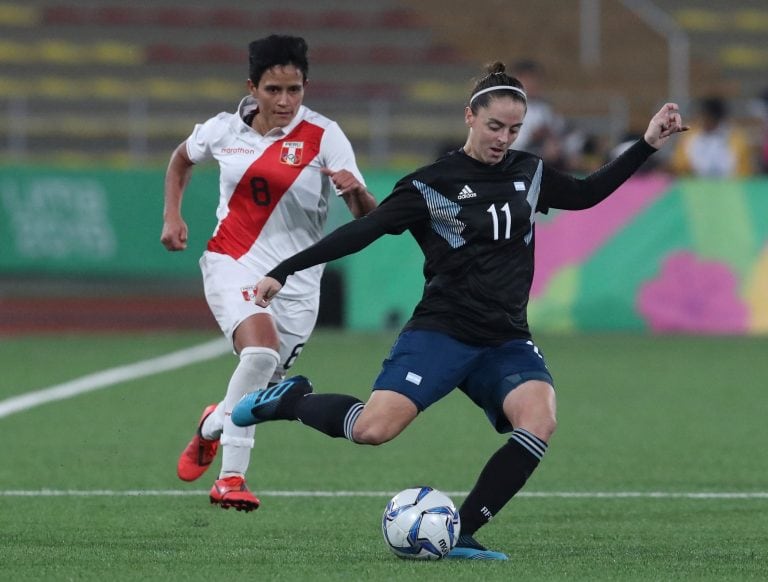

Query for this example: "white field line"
[0,338,230,419]
[2,343,766,502]
[0,489,767,499]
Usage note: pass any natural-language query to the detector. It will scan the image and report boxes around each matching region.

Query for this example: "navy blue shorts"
[373,329,554,433]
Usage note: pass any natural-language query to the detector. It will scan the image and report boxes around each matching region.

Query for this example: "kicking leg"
[233,383,417,445]
[300,389,417,444]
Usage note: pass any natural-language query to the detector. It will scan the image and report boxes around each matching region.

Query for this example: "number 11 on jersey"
[487,203,511,240]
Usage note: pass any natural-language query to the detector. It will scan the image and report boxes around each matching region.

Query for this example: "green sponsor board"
[0,165,409,281]
[0,165,219,276]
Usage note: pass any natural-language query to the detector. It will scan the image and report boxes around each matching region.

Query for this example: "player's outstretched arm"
[253,277,283,308]
[540,102,688,211]
[643,102,689,150]
[255,212,389,299]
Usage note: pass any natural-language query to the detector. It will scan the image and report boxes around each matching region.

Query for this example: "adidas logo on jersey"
[457,184,477,199]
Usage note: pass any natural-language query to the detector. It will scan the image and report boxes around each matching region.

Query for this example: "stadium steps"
[405,0,732,136]
[0,0,475,166]
[2,0,762,165]
[652,0,768,99]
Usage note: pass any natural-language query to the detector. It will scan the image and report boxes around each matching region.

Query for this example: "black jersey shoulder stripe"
[412,179,467,249]
[524,159,544,246]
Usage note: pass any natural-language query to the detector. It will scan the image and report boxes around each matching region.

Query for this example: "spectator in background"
[511,59,600,173]
[669,96,754,177]
[510,59,567,169]
[161,34,376,512]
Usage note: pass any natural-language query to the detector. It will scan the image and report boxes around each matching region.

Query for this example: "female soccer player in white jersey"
[231,62,687,555]
[161,35,376,511]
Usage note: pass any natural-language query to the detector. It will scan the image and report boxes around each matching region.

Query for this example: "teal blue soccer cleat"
[446,534,509,560]
[231,375,313,427]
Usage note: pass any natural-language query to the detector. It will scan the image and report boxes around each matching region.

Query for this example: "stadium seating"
[655,0,768,97]
[0,0,764,167]
[0,0,476,166]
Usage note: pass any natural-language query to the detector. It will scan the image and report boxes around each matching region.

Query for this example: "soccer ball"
[381,486,460,560]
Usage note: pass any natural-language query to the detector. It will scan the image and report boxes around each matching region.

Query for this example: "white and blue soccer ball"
[381,486,460,560]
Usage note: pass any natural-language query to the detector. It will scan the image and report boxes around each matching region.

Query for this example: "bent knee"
[539,415,557,442]
[504,380,558,442]
[351,415,407,445]
[514,412,557,444]
[528,414,557,443]
[349,394,417,445]
[351,423,395,445]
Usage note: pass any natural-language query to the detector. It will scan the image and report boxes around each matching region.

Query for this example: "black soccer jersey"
[268,138,656,345]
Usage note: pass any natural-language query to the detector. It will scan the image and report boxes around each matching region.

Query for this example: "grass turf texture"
[1,330,767,580]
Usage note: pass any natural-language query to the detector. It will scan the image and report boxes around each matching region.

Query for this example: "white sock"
[200,403,224,441]
[217,347,279,478]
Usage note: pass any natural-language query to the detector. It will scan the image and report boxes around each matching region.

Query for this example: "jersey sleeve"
[267,214,386,284]
[369,180,430,233]
[319,122,366,195]
[538,138,656,211]
[185,114,227,164]
[267,181,428,284]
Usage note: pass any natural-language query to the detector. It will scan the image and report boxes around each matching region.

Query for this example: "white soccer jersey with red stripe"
[186,96,366,299]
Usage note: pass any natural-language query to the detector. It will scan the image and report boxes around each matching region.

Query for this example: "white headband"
[469,85,527,106]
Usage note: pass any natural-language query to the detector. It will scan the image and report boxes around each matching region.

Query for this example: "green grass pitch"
[1,330,767,580]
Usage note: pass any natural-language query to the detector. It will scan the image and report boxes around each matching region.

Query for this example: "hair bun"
[485,61,506,75]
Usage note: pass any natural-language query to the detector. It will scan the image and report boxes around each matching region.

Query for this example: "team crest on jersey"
[280,141,304,166]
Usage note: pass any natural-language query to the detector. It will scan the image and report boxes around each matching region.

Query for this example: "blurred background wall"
[1,0,767,334]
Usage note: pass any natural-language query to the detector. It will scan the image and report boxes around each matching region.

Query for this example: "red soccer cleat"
[177,404,220,482]
[209,475,261,511]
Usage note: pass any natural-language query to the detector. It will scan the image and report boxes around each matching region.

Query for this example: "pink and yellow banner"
[344,173,768,335]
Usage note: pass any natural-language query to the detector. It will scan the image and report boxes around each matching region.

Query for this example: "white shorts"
[200,251,319,380]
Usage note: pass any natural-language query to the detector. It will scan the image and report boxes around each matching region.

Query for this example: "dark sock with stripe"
[458,428,548,537]
[294,393,364,440]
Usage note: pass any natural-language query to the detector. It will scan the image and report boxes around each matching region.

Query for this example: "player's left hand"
[253,276,283,308]
[644,102,689,149]
[321,167,366,196]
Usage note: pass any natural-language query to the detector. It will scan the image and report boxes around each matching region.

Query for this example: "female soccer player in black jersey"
[232,62,687,559]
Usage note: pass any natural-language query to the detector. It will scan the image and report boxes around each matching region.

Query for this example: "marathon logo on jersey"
[240,285,258,302]
[280,141,304,166]
[221,146,257,155]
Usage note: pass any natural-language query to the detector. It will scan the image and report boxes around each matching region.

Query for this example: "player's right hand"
[644,102,688,149]
[160,217,188,251]
[253,277,283,307]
